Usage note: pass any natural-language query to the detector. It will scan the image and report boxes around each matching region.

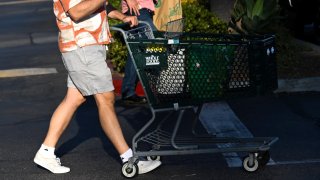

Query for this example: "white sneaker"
[34,151,70,174]
[137,160,161,174]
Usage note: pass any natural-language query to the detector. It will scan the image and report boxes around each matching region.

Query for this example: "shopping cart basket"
[111,21,279,178]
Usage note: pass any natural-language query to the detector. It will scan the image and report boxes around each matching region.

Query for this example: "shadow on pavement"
[55,97,118,162]
[54,94,207,165]
[54,97,151,163]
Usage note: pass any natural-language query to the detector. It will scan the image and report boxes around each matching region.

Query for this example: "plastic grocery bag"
[153,0,183,31]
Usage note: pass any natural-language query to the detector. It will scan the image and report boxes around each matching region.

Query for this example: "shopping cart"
[111,21,279,178]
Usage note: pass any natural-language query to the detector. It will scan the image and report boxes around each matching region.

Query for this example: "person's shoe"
[34,151,70,174]
[137,160,161,174]
[122,94,147,105]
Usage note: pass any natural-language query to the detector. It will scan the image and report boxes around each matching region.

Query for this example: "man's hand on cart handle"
[122,15,138,27]
[106,4,138,27]
[125,0,140,16]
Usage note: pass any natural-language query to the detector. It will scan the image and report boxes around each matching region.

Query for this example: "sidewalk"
[276,38,320,93]
[276,77,320,93]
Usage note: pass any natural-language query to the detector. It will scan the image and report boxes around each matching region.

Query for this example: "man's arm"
[106,3,138,27]
[67,0,106,22]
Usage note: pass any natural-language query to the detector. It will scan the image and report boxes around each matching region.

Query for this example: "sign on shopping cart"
[135,44,168,69]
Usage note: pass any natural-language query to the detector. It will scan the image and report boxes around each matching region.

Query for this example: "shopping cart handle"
[110,21,155,39]
[111,21,151,29]
[111,22,132,31]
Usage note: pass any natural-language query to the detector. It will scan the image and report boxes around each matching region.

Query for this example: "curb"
[275,77,320,93]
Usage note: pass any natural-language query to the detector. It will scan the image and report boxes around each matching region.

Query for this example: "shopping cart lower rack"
[111,22,279,178]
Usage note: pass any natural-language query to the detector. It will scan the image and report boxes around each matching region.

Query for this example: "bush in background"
[228,0,280,34]
[107,0,128,73]
[182,0,227,33]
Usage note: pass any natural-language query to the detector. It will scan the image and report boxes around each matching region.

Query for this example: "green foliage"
[108,34,128,73]
[107,0,127,73]
[182,1,227,33]
[108,0,122,26]
[230,0,280,34]
[108,0,121,10]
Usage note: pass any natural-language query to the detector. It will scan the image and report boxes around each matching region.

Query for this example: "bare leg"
[94,92,129,155]
[43,87,86,147]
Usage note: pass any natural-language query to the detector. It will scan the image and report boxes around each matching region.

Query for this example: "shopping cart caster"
[242,151,270,172]
[121,162,139,178]
[147,155,161,161]
[242,153,259,172]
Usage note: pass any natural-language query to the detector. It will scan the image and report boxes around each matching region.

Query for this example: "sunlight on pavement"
[0,68,57,78]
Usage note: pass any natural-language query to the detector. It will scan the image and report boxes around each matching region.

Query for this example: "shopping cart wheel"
[257,151,270,166]
[242,154,259,172]
[147,155,161,161]
[121,162,139,178]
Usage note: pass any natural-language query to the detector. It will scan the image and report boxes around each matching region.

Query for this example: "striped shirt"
[53,0,112,52]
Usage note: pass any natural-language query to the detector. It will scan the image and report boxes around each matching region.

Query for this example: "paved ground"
[0,1,320,180]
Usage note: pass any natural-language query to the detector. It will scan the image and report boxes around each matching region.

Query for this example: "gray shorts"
[61,45,114,96]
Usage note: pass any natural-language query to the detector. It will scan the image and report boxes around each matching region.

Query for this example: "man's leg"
[34,87,86,174]
[94,92,129,154]
[43,87,86,147]
[94,91,161,174]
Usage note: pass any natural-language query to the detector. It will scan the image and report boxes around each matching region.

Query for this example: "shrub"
[107,0,128,73]
[182,0,227,33]
[228,0,280,34]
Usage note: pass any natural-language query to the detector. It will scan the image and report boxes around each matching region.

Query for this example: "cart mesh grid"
[127,34,277,108]
[111,22,279,177]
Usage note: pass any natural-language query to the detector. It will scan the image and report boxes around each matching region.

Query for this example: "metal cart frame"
[111,21,279,178]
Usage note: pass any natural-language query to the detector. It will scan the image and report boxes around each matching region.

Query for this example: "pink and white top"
[121,0,156,14]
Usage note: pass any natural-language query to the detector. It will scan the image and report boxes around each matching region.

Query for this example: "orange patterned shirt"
[53,0,112,52]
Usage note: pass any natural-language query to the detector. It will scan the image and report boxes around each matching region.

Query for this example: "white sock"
[120,148,133,163]
[39,144,55,157]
